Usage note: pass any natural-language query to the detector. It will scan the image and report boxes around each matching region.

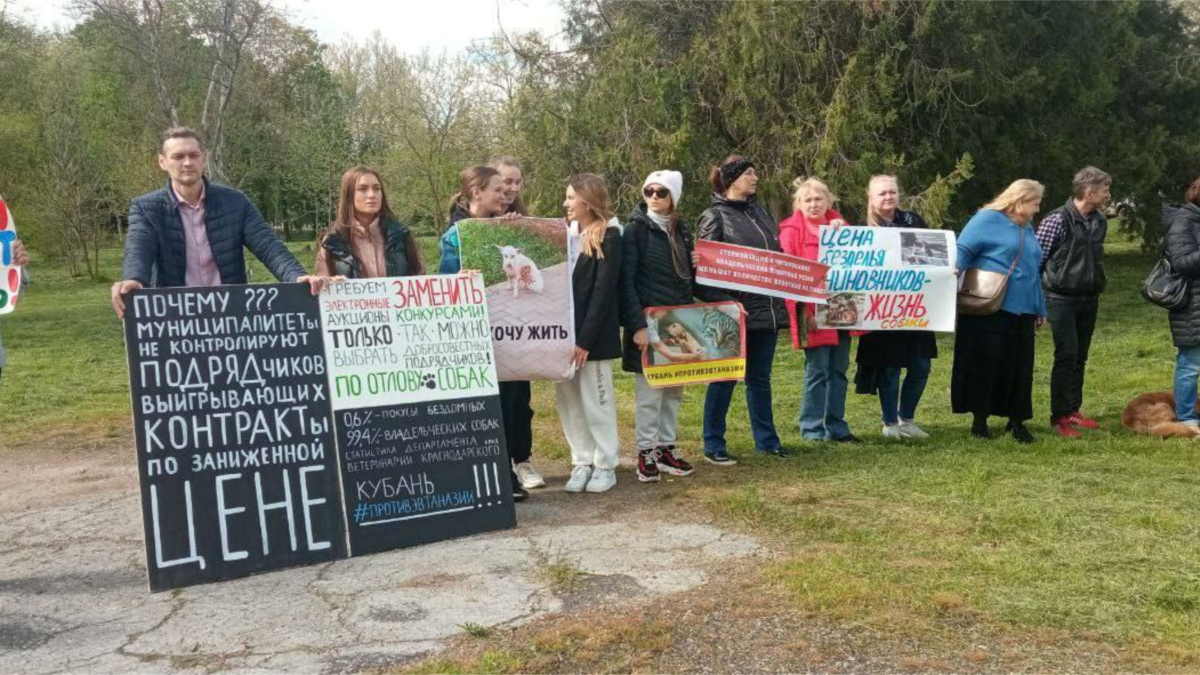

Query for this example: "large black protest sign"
[321,276,517,556]
[123,284,346,591]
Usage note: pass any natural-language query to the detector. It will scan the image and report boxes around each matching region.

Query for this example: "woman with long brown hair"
[316,166,423,278]
[437,165,507,274]
[558,173,623,494]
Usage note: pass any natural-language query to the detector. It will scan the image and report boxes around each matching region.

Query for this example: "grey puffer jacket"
[694,193,789,332]
[1164,202,1200,347]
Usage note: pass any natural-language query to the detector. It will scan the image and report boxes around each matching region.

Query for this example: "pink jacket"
[778,208,849,350]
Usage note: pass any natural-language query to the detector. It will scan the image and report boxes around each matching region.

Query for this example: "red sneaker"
[1053,418,1082,439]
[1069,412,1100,430]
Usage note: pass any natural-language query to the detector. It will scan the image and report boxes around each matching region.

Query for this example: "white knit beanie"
[643,170,683,207]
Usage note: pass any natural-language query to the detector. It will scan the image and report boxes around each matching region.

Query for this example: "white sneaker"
[882,424,904,440]
[515,461,545,489]
[897,420,930,439]
[585,467,617,493]
[565,466,593,493]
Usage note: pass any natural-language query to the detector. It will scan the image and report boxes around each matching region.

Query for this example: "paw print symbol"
[422,373,437,390]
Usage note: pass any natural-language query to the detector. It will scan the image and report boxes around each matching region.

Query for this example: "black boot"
[971,414,991,439]
[1007,420,1035,444]
[511,471,529,502]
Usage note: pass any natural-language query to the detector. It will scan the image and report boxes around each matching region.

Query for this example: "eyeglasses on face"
[643,187,670,199]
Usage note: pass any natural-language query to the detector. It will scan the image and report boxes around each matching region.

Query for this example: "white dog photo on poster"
[495,244,545,298]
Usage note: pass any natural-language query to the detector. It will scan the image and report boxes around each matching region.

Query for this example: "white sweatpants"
[555,359,620,470]
[634,374,684,451]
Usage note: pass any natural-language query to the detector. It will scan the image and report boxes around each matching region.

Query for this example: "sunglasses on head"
[643,187,670,199]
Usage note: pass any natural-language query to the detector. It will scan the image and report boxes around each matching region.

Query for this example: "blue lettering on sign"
[0,230,14,266]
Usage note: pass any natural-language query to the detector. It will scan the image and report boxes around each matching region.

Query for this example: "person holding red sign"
[695,156,790,464]
[619,170,698,483]
[779,177,861,444]
[559,174,624,493]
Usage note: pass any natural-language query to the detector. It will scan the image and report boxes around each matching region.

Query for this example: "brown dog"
[1122,392,1200,438]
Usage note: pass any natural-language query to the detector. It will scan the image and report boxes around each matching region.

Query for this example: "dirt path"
[0,435,1165,674]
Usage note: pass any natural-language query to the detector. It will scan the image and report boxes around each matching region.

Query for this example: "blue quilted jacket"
[121,179,305,287]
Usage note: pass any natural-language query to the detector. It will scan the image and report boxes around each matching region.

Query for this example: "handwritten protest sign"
[457,218,576,381]
[815,226,957,331]
[123,285,346,591]
[641,302,746,388]
[320,275,516,556]
[0,194,21,314]
[695,240,828,304]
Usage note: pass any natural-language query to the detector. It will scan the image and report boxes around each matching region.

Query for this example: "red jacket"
[778,208,848,350]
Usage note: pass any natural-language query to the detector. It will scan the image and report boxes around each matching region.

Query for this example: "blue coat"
[957,209,1047,317]
[121,179,305,287]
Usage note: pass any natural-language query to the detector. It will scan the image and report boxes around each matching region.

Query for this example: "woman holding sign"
[619,170,698,484]
[695,156,790,465]
[559,174,623,493]
[438,165,537,501]
[316,167,424,278]
[854,175,938,440]
[779,177,860,444]
[952,179,1047,443]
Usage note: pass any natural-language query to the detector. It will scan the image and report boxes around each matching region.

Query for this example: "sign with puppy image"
[457,218,577,381]
[641,301,747,388]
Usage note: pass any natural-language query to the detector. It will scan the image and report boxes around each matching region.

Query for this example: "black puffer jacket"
[694,193,789,331]
[321,220,418,279]
[1165,203,1200,347]
[573,224,624,361]
[619,204,695,373]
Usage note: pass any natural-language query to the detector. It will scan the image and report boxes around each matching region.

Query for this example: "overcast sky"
[11,0,567,53]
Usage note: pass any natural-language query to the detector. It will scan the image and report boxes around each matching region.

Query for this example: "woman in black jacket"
[695,156,789,465]
[558,173,623,494]
[1165,175,1200,428]
[619,170,697,484]
[316,166,423,278]
[853,175,938,440]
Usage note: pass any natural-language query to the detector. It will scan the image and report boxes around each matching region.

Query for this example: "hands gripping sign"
[0,194,21,314]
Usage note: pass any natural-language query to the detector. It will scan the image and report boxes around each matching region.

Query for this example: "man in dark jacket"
[111,127,324,317]
[1036,166,1111,437]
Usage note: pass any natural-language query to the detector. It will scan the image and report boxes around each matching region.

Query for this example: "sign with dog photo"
[815,225,958,332]
[641,302,746,388]
[457,218,577,381]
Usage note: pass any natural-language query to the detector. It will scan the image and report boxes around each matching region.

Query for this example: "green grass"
[5,230,1200,662]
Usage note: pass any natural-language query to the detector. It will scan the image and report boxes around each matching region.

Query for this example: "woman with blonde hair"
[854,175,938,439]
[558,173,624,493]
[778,176,859,443]
[952,179,1048,443]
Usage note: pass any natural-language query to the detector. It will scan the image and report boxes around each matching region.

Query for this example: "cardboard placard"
[815,226,957,331]
[640,302,746,388]
[695,240,828,304]
[123,284,346,591]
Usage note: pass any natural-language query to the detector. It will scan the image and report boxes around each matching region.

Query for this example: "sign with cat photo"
[457,218,577,381]
[641,301,746,388]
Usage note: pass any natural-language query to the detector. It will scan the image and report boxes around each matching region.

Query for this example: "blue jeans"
[800,333,852,440]
[1174,346,1200,425]
[703,329,782,454]
[878,355,932,426]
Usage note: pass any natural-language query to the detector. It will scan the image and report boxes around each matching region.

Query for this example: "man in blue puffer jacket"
[111,127,326,317]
